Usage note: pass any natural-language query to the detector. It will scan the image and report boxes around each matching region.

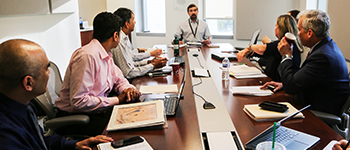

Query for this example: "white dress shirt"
[111,31,154,79]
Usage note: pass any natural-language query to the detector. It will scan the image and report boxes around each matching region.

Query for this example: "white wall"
[106,0,199,48]
[0,0,81,76]
[78,0,106,26]
[328,0,350,60]
[105,0,302,49]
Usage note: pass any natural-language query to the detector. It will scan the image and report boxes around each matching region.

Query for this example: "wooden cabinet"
[80,29,93,46]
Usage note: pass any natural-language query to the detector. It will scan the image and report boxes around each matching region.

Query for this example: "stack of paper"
[167,44,187,48]
[206,43,220,48]
[230,86,273,96]
[145,48,166,54]
[243,102,304,122]
[229,65,266,79]
[106,100,166,131]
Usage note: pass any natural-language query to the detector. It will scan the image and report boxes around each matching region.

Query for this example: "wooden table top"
[104,43,342,150]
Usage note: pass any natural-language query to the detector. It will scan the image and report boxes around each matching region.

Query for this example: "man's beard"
[190,14,197,20]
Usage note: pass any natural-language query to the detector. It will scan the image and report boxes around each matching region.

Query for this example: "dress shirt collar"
[309,36,331,54]
[309,41,321,54]
[0,92,28,120]
[189,18,199,24]
[120,30,129,42]
[92,39,111,60]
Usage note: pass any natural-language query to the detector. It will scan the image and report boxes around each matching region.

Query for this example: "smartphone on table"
[111,136,144,148]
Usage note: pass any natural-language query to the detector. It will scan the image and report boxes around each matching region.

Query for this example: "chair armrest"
[45,115,90,129]
[310,110,341,125]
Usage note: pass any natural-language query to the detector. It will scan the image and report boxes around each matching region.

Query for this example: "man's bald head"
[0,39,45,90]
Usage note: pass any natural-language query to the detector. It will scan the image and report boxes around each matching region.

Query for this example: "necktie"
[306,51,311,59]
[27,106,48,150]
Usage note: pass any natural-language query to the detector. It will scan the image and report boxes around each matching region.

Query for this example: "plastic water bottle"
[174,36,179,56]
[79,17,84,29]
[222,56,230,80]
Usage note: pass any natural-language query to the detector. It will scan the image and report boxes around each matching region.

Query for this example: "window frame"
[135,0,166,37]
[203,0,234,39]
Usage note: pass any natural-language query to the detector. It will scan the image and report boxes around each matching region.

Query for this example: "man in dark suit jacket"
[262,10,349,116]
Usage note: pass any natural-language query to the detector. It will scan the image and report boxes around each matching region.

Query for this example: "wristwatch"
[282,54,293,60]
[248,45,254,54]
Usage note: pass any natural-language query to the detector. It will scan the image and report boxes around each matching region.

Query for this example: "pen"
[259,81,275,92]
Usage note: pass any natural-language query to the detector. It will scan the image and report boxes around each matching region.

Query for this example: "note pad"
[229,65,266,79]
[243,102,304,122]
[140,84,178,94]
[230,86,273,96]
[207,132,238,150]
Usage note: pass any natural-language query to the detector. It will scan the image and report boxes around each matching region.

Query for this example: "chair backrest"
[34,61,62,119]
[339,73,350,120]
[342,74,350,116]
[248,29,261,46]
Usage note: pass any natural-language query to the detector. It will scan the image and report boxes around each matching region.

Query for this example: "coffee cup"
[171,62,180,74]
[256,141,286,150]
[285,32,296,45]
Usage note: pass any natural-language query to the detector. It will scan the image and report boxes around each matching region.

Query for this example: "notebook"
[144,69,186,116]
[245,105,320,150]
[168,55,185,66]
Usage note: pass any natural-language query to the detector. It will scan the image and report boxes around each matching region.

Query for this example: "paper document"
[243,102,304,121]
[322,140,338,150]
[167,44,187,48]
[230,86,273,96]
[97,137,153,150]
[145,48,166,54]
[140,84,178,94]
[194,67,209,77]
[207,132,238,150]
[187,42,202,45]
[106,100,165,131]
[229,65,266,79]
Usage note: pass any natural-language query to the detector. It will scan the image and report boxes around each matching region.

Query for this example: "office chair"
[310,78,350,139]
[33,61,90,136]
[235,29,261,51]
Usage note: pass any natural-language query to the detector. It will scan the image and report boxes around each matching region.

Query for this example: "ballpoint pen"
[259,81,275,92]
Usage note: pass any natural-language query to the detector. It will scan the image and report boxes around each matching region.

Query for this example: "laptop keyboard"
[164,96,177,114]
[250,127,299,148]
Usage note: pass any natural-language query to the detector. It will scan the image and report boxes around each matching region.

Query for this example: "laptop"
[211,52,237,61]
[168,55,185,66]
[144,69,186,116]
[245,105,320,150]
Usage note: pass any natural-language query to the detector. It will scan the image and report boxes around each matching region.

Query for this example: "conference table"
[104,43,342,150]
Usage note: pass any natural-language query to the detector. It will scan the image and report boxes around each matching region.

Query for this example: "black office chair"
[33,61,90,137]
[310,77,350,140]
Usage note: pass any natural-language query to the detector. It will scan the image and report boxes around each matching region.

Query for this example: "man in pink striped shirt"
[55,12,141,136]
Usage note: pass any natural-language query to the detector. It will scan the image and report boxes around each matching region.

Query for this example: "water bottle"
[174,36,179,56]
[79,17,84,29]
[222,56,230,80]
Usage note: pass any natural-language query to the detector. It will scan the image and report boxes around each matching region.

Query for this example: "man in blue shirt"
[0,39,114,150]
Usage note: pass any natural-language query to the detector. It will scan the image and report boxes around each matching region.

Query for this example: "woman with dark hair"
[237,15,303,81]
